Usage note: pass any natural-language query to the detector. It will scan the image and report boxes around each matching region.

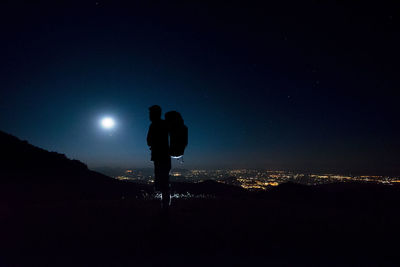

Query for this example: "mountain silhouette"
[0,130,88,180]
[0,130,148,201]
[1,131,400,266]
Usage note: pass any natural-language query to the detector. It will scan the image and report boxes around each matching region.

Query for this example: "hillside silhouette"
[0,131,152,201]
[1,131,400,266]
[1,130,89,180]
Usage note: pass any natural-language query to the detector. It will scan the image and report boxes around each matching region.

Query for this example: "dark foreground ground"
[1,182,400,267]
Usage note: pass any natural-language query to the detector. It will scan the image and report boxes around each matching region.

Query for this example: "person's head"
[149,105,162,122]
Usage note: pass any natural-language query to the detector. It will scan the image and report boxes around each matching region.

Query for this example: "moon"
[101,117,115,129]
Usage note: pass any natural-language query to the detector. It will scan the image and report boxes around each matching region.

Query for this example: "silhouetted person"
[147,105,171,212]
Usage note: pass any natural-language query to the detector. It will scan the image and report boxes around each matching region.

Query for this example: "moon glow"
[101,117,115,129]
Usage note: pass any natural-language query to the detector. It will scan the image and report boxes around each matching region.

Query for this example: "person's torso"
[149,120,169,160]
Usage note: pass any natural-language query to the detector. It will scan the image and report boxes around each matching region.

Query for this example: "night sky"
[1,1,399,174]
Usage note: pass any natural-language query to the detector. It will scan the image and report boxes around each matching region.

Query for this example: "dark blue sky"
[1,1,399,174]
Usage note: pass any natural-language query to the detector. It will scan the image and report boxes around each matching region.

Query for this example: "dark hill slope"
[0,131,88,179]
[2,180,400,266]
[1,130,90,181]
[0,131,149,201]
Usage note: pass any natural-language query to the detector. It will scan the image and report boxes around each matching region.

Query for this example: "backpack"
[165,111,188,158]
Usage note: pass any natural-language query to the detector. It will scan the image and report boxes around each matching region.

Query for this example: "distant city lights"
[113,169,400,193]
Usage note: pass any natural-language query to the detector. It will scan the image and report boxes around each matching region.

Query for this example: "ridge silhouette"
[1,130,400,266]
[0,130,148,201]
[0,130,88,178]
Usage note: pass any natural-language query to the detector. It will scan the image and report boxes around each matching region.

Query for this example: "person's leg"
[160,159,171,209]
[154,161,161,192]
